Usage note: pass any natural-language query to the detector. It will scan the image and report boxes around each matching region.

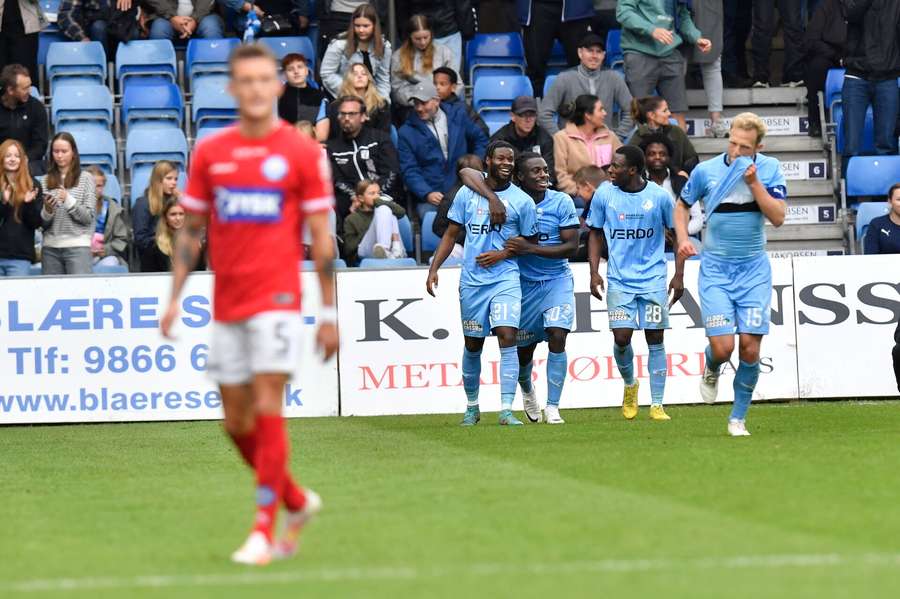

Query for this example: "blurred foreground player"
[160,44,339,565]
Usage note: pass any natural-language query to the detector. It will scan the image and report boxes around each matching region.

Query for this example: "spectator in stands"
[639,132,701,250]
[222,0,306,38]
[722,0,752,87]
[803,0,846,139]
[616,0,711,130]
[398,81,488,219]
[58,0,112,49]
[840,0,900,170]
[141,197,205,272]
[592,0,619,44]
[517,0,594,97]
[132,160,179,267]
[343,179,407,262]
[432,153,481,255]
[395,1,474,74]
[572,163,607,259]
[144,0,224,40]
[751,0,805,88]
[39,132,97,275]
[0,64,47,175]
[300,0,388,63]
[317,62,391,140]
[489,95,556,185]
[628,96,698,175]
[687,0,727,138]
[863,183,900,255]
[320,4,392,102]
[0,139,42,276]
[278,53,324,126]
[390,15,456,109]
[553,94,622,195]
[326,95,400,222]
[539,33,633,140]
[87,166,128,268]
[433,66,489,137]
[0,0,42,84]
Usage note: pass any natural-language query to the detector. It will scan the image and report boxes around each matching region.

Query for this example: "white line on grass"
[7,553,900,593]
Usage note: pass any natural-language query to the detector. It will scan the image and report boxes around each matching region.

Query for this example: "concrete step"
[692,135,824,154]
[765,223,844,241]
[688,87,807,108]
[766,240,847,255]
[685,106,807,120]
[785,179,833,197]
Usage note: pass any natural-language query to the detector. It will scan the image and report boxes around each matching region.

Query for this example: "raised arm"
[506,227,578,259]
[459,167,506,225]
[674,199,696,259]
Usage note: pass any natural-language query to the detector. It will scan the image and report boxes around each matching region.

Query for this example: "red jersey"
[182,121,334,322]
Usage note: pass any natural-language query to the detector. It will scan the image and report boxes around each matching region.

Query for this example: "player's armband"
[766,185,787,200]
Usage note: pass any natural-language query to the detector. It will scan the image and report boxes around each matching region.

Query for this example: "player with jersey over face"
[587,145,685,421]
[160,44,339,565]
[427,141,539,426]
[675,112,786,437]
[502,152,579,425]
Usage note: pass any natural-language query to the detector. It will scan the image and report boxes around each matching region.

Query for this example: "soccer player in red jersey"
[160,44,339,566]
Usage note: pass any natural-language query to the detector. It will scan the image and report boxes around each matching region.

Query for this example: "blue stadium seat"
[420,211,441,252]
[103,174,122,202]
[856,202,891,247]
[483,112,509,136]
[846,155,900,197]
[195,126,228,142]
[92,263,129,274]
[260,36,316,72]
[38,31,67,67]
[126,128,188,170]
[130,165,187,205]
[302,259,348,270]
[46,42,106,90]
[465,33,525,83]
[192,75,238,131]
[824,68,844,117]
[472,75,534,113]
[334,258,347,268]
[29,86,42,102]
[398,216,413,255]
[834,104,875,154]
[606,29,623,69]
[186,38,239,88]
[390,124,398,148]
[41,0,60,17]
[29,262,43,276]
[51,84,113,128]
[546,39,567,76]
[543,74,557,98]
[122,78,184,129]
[428,255,461,266]
[116,40,177,87]
[59,124,117,173]
[359,257,418,268]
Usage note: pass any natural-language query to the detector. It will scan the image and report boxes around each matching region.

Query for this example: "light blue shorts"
[459,279,521,338]
[516,276,575,346]
[699,252,772,337]
[607,288,670,330]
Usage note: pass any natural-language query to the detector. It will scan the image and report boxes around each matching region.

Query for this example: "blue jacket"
[517,0,595,25]
[397,103,488,201]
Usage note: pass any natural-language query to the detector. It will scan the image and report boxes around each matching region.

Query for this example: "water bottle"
[244,10,261,44]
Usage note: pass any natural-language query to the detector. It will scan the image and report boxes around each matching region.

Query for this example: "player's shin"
[546,351,567,406]
[462,348,483,408]
[499,346,518,410]
[252,414,288,542]
[613,343,636,385]
[518,360,534,394]
[648,344,667,406]
[731,360,760,421]
[704,345,724,373]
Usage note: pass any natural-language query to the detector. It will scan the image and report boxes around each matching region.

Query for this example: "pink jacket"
[552,121,623,194]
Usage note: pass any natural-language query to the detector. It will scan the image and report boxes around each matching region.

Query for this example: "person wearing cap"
[277,53,325,126]
[616,0,712,130]
[397,80,488,220]
[489,96,557,186]
[538,33,634,141]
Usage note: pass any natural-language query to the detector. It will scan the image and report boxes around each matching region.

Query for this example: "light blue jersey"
[586,180,674,294]
[448,183,538,287]
[680,153,787,259]
[518,189,580,282]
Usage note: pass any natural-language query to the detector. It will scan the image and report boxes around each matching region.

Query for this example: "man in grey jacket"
[144,0,223,40]
[538,33,634,140]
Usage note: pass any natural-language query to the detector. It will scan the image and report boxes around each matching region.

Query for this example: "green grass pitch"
[3,401,900,598]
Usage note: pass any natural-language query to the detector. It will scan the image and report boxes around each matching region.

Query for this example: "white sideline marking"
[6,553,900,593]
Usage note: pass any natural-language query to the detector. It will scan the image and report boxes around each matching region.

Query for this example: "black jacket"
[324,99,391,141]
[326,127,401,219]
[432,181,467,245]
[842,0,900,80]
[395,0,475,39]
[805,0,847,61]
[441,93,489,138]
[278,84,324,124]
[0,97,49,166]
[489,121,557,185]
[0,178,43,261]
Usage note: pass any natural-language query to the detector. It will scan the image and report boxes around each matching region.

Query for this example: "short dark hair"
[229,43,277,75]
[514,151,543,177]
[485,140,515,160]
[336,95,367,114]
[281,53,308,70]
[574,165,606,188]
[432,66,458,85]
[638,132,674,158]
[616,145,645,173]
[889,183,900,201]
[563,94,600,127]
[1,64,29,92]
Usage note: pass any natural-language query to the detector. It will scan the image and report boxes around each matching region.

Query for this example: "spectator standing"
[87,166,128,268]
[0,138,42,276]
[722,0,752,87]
[58,0,113,49]
[278,53,325,125]
[343,179,407,262]
[0,0,43,83]
[841,0,900,171]
[132,160,179,265]
[628,96,699,175]
[432,153,482,254]
[433,66,489,137]
[489,95,556,186]
[592,0,619,43]
[751,0,805,88]
[226,0,308,38]
[552,94,622,195]
[539,33,634,139]
[0,64,48,175]
[863,183,900,254]
[397,80,488,219]
[316,62,391,140]
[320,4,392,101]
[300,0,388,63]
[517,0,594,97]
[616,0,711,130]
[390,15,456,108]
[803,0,846,139]
[395,0,475,74]
[326,95,401,222]
[38,132,97,275]
[687,0,727,138]
[144,0,224,40]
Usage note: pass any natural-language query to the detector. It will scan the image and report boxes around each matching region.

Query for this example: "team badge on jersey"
[261,155,289,182]
[642,199,653,211]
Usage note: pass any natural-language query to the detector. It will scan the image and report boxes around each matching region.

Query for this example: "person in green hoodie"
[616,0,711,130]
[343,179,407,263]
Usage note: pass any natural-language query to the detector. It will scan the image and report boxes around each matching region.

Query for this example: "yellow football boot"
[622,381,639,420]
[649,405,671,421]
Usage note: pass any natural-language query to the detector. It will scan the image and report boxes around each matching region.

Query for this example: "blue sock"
[647,343,667,406]
[705,345,723,373]
[518,360,534,393]
[730,360,760,420]
[546,351,567,407]
[500,346,518,410]
[462,348,482,408]
[613,343,635,385]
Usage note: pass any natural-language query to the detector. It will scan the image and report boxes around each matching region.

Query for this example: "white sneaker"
[727,419,751,437]
[231,531,272,566]
[389,240,407,259]
[372,244,389,259]
[273,489,322,560]
[522,386,542,423]
[544,404,565,424]
[699,366,720,404]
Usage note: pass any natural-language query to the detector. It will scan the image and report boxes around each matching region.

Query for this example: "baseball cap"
[579,32,605,50]
[408,80,439,103]
[511,95,538,115]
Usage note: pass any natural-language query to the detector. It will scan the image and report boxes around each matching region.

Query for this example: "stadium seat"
[186,38,240,88]
[103,174,122,202]
[29,86,42,102]
[51,84,113,128]
[92,263,129,274]
[260,36,316,72]
[824,68,845,117]
[420,212,441,252]
[126,128,189,170]
[428,255,461,266]
[546,39,567,76]
[543,74,557,98]
[195,126,227,142]
[398,216,414,255]
[28,262,43,276]
[192,75,238,131]
[116,40,177,87]
[41,0,60,17]
[465,32,526,83]
[605,29,623,69]
[483,112,509,136]
[390,124,398,148]
[46,42,106,90]
[302,259,348,270]
[37,30,67,68]
[60,124,117,173]
[473,75,534,113]
[856,202,891,247]
[359,257,418,268]
[130,165,187,205]
[122,78,184,130]
[834,104,875,154]
[845,155,900,198]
